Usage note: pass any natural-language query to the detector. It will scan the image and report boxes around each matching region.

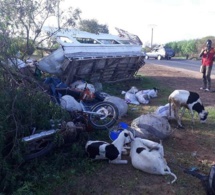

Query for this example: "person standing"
[199,39,215,91]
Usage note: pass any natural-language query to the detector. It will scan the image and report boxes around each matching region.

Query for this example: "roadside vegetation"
[1,73,215,194]
[144,36,215,60]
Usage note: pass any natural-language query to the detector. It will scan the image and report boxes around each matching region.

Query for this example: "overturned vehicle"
[38,28,145,84]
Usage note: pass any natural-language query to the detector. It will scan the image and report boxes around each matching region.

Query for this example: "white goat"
[168,90,208,128]
[85,130,134,164]
[141,87,159,98]
[135,91,150,104]
[130,137,177,184]
[122,86,140,105]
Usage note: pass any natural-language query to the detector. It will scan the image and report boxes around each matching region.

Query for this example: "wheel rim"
[89,102,118,129]
[22,138,54,160]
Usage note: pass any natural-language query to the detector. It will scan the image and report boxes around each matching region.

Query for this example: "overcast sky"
[55,0,215,45]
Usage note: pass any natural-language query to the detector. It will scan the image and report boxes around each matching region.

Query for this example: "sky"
[50,0,215,46]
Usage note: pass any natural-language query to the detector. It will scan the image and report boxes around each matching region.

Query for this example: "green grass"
[3,74,215,195]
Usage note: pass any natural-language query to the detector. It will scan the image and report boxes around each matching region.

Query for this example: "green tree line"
[165,36,215,59]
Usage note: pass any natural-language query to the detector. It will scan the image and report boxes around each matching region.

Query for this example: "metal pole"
[151,28,153,49]
[148,24,157,49]
[57,1,60,29]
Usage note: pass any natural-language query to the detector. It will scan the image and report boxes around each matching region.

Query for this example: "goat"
[141,87,159,98]
[168,89,208,128]
[85,130,134,164]
[122,86,140,105]
[130,137,177,184]
[135,91,150,104]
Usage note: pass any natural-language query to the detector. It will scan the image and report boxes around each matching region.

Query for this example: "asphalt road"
[144,58,215,75]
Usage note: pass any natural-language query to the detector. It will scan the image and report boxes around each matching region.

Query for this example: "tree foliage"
[165,36,215,59]
[0,86,70,193]
[0,0,80,60]
[0,1,80,192]
[78,19,109,34]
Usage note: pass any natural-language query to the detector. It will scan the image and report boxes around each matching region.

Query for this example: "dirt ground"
[54,63,215,195]
[140,63,215,107]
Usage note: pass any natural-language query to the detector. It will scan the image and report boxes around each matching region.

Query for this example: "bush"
[0,85,70,193]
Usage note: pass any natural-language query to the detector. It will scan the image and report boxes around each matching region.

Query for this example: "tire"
[22,137,55,161]
[88,101,119,130]
[157,55,162,60]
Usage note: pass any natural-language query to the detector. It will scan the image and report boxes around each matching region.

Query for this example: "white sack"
[130,113,172,140]
[70,80,96,93]
[60,95,82,112]
[154,103,175,119]
[104,96,128,117]
[70,80,85,88]
[75,83,96,93]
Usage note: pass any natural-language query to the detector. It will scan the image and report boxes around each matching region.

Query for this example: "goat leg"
[174,107,183,128]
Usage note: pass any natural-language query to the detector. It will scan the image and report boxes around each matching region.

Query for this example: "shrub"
[0,85,70,193]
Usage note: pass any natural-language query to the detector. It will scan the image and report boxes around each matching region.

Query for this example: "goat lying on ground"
[122,86,140,105]
[135,91,150,104]
[130,137,177,184]
[85,130,134,164]
[168,89,208,128]
[141,87,159,98]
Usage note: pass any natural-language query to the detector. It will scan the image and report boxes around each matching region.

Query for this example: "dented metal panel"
[38,28,145,83]
[62,56,145,84]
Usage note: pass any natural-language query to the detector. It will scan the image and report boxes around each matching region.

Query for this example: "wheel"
[88,101,119,130]
[22,137,55,161]
[157,55,162,60]
[145,55,149,60]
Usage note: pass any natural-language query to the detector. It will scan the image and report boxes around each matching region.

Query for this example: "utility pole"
[57,0,60,29]
[148,24,157,49]
[151,27,153,49]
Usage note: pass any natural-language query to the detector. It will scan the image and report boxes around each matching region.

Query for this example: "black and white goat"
[168,89,208,128]
[85,130,134,164]
[130,137,177,184]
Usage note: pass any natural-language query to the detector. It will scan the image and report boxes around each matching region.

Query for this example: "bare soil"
[53,63,215,195]
[140,63,215,107]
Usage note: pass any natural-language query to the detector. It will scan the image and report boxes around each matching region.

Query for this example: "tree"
[0,0,84,90]
[0,1,81,191]
[0,0,81,60]
[78,19,109,34]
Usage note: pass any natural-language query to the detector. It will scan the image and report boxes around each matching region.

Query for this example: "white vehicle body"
[38,27,145,84]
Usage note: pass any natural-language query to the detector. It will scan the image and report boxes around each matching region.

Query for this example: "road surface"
[144,59,215,75]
